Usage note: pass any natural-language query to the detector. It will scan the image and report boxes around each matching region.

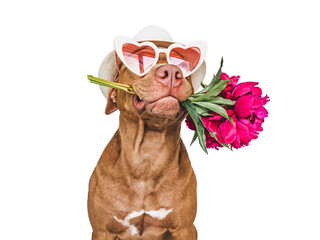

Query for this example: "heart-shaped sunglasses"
[114,36,207,77]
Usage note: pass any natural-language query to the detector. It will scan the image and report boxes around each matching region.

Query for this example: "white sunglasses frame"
[114,36,207,77]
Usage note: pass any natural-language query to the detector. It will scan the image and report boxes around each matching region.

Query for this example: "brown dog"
[88,27,205,240]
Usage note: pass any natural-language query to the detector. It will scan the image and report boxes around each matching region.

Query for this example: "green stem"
[87,75,135,94]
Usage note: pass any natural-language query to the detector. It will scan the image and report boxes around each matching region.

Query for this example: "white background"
[1,0,319,239]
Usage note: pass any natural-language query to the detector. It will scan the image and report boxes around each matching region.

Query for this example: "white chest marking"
[145,208,173,220]
[114,208,172,235]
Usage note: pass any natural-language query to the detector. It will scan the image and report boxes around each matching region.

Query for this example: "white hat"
[98,25,206,99]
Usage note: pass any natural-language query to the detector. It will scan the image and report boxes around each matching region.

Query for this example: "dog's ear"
[105,88,118,115]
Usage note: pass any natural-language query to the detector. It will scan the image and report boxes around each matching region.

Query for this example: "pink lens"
[169,47,201,76]
[122,43,156,75]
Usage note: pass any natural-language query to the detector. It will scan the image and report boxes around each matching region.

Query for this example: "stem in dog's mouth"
[87,76,188,115]
[87,75,135,94]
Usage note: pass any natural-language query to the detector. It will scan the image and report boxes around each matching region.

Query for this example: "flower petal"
[234,95,255,118]
[185,116,196,131]
[205,131,222,149]
[260,95,270,105]
[231,134,242,149]
[218,119,237,144]
[231,82,258,100]
[207,112,223,121]
[251,87,262,97]
[220,72,230,80]
[254,106,268,119]
[201,116,220,133]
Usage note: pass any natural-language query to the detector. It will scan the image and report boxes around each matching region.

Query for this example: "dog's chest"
[109,179,177,236]
[113,208,173,236]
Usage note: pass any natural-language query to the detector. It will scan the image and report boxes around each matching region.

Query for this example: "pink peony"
[231,81,269,119]
[200,111,237,148]
[185,115,196,131]
[185,72,269,150]
[219,73,240,99]
[228,114,259,149]
[234,94,262,118]
[217,119,237,144]
[231,82,260,100]
[201,113,221,132]
[205,131,222,150]
[186,113,224,150]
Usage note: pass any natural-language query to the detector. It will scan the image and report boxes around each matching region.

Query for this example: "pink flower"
[217,119,237,144]
[205,132,222,150]
[235,118,259,147]
[219,73,240,99]
[201,113,221,132]
[221,73,240,90]
[251,115,264,131]
[231,82,260,100]
[227,92,268,148]
[201,111,236,148]
[185,72,269,151]
[254,105,268,119]
[230,81,269,119]
[227,80,269,148]
[234,95,263,118]
[201,113,223,149]
[185,115,196,131]
[186,113,225,150]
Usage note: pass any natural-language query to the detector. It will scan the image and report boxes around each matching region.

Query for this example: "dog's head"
[99,26,206,129]
[107,44,193,125]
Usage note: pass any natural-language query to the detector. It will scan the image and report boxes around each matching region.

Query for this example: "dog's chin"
[146,96,181,117]
[133,95,181,118]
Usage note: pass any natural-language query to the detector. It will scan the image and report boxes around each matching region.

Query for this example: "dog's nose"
[155,65,183,87]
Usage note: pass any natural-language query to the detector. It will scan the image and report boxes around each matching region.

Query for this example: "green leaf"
[200,82,208,89]
[199,96,236,106]
[200,112,212,116]
[208,131,231,150]
[190,132,198,146]
[228,117,235,126]
[221,143,231,149]
[197,58,224,94]
[193,102,229,119]
[209,131,219,142]
[191,80,230,102]
[182,100,208,154]
[209,131,216,138]
[187,96,199,101]
[194,104,209,115]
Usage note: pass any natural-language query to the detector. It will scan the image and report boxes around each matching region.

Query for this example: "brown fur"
[88,48,197,240]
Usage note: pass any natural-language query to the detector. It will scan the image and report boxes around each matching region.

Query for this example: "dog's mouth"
[133,94,182,116]
[133,94,147,111]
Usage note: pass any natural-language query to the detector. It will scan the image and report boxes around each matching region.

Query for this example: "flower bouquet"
[183,58,269,153]
[88,58,269,153]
